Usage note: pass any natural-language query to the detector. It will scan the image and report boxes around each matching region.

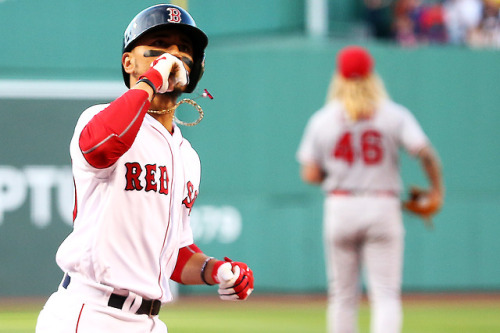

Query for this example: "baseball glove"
[403,186,442,228]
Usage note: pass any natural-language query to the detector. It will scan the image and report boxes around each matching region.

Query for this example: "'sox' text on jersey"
[182,181,198,215]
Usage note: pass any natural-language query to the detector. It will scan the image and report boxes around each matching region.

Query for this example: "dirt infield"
[169,292,500,308]
[401,292,500,304]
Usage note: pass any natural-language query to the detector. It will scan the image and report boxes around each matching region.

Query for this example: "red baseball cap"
[337,46,374,79]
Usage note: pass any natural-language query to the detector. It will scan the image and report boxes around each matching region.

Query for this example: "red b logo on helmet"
[167,8,182,23]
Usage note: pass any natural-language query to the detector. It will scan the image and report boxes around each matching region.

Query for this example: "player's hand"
[403,186,443,229]
[139,53,189,94]
[212,257,254,301]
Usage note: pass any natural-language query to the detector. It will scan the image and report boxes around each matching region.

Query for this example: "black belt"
[62,274,161,316]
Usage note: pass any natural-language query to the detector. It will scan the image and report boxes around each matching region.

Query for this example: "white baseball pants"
[323,195,404,333]
[36,274,167,333]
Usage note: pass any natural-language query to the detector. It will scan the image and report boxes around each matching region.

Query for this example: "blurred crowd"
[363,0,500,48]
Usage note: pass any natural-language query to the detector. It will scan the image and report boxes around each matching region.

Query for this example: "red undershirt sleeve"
[79,89,150,169]
[170,244,202,284]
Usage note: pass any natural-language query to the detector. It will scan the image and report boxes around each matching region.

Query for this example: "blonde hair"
[326,72,389,121]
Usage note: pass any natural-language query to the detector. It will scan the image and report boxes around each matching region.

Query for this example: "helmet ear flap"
[185,55,205,93]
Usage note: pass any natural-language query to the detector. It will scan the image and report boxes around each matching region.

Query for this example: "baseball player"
[36,4,253,332]
[296,46,443,333]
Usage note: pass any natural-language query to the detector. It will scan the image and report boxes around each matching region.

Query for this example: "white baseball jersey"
[297,99,428,194]
[56,103,200,303]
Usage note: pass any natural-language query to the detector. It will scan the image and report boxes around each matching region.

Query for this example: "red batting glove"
[213,257,254,301]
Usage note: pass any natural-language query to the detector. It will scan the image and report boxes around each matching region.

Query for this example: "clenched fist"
[212,257,254,301]
[138,53,189,93]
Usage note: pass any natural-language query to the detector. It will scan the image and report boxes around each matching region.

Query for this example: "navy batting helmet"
[122,4,208,93]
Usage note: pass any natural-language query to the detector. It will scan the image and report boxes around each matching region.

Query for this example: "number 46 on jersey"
[332,130,383,165]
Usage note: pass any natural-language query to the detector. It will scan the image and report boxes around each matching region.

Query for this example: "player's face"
[123,28,194,91]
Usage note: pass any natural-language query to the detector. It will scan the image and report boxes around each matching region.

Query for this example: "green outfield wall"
[1,1,499,297]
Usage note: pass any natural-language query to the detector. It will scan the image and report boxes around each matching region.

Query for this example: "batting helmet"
[122,4,208,93]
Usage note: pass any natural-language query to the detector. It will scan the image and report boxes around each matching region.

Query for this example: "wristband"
[137,77,157,95]
[201,257,214,285]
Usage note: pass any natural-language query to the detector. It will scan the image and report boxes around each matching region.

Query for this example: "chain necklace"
[147,98,204,126]
[147,106,175,115]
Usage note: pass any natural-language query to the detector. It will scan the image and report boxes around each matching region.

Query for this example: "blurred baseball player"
[296,46,443,333]
[36,4,253,332]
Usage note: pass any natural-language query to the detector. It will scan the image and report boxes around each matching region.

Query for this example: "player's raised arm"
[78,90,150,169]
[79,52,189,169]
